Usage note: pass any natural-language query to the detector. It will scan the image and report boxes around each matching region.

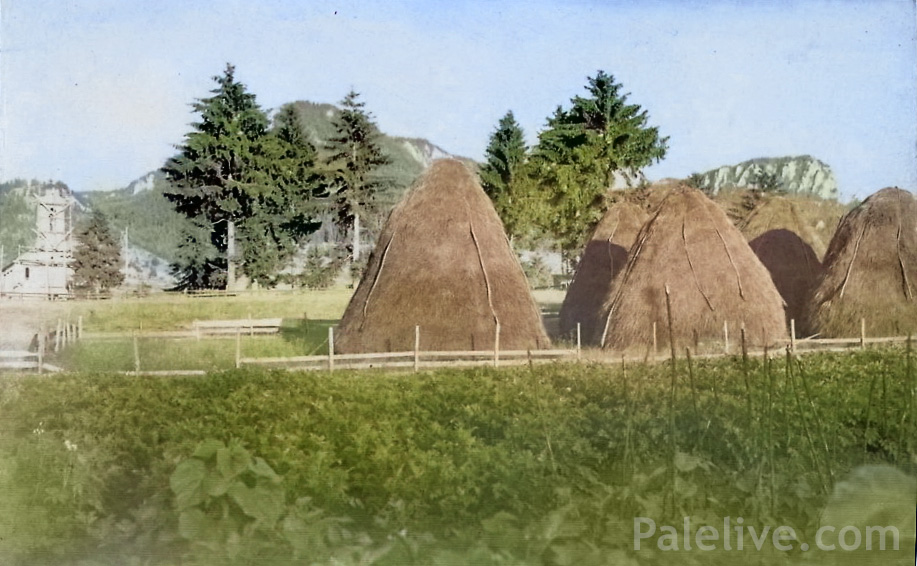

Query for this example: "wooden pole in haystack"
[723,320,730,354]
[860,318,866,350]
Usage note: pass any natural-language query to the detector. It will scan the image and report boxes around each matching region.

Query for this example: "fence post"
[664,285,676,366]
[328,326,335,372]
[133,333,141,375]
[724,320,729,354]
[414,325,420,373]
[248,311,254,337]
[860,318,866,350]
[740,324,748,364]
[493,322,501,368]
[37,326,45,375]
[576,323,581,359]
[77,316,83,340]
[55,318,62,353]
[235,329,242,369]
[790,319,796,353]
[652,321,658,358]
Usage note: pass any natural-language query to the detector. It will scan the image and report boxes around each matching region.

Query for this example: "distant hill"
[80,171,188,263]
[0,183,37,259]
[694,155,839,200]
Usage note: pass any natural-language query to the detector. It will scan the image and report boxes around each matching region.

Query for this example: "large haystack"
[597,184,787,350]
[335,159,550,353]
[749,229,823,331]
[559,201,648,343]
[802,187,917,337]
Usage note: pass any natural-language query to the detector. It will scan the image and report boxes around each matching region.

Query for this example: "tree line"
[68,65,668,291]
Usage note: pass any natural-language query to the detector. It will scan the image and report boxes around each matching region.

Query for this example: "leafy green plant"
[170,438,390,565]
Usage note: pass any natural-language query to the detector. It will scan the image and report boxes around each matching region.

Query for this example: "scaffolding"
[0,184,75,299]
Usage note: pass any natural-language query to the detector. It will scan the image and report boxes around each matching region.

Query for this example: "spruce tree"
[162,64,324,288]
[480,111,532,238]
[532,70,668,262]
[70,210,124,296]
[170,220,224,291]
[324,90,391,262]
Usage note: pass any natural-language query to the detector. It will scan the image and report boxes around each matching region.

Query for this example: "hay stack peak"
[803,187,917,337]
[597,184,787,350]
[335,159,550,353]
[738,194,843,260]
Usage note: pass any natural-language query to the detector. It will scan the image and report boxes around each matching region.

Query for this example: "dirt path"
[0,301,68,351]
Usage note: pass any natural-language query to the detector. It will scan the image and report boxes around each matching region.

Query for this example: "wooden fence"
[83,318,283,341]
[6,315,913,377]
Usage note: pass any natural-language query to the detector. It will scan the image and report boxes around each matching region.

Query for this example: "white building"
[0,185,75,299]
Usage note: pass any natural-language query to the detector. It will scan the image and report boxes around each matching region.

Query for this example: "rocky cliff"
[695,156,839,200]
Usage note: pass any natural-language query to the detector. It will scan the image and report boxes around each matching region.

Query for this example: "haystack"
[559,200,648,343]
[597,184,787,350]
[802,187,917,337]
[736,194,844,259]
[335,159,550,353]
[749,229,823,330]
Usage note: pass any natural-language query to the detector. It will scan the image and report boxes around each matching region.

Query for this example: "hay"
[335,159,550,353]
[749,229,823,331]
[802,187,917,337]
[558,200,648,344]
[597,184,787,350]
[735,193,845,260]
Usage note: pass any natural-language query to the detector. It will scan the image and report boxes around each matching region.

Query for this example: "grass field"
[0,346,914,565]
[37,288,567,372]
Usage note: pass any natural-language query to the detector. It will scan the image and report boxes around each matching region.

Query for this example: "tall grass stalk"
[766,348,776,515]
[863,370,879,456]
[621,357,634,483]
[795,357,834,484]
[786,349,828,494]
[741,327,753,420]
[685,347,699,422]
[907,334,915,457]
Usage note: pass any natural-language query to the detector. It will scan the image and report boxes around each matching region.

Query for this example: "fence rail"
[11,316,913,377]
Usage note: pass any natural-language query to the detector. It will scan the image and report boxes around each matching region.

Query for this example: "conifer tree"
[163,64,324,288]
[480,111,534,239]
[324,90,391,263]
[70,210,124,296]
[531,70,668,261]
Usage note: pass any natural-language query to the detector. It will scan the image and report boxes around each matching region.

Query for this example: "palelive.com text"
[633,517,901,552]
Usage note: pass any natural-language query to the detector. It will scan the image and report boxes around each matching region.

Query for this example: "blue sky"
[1,0,915,200]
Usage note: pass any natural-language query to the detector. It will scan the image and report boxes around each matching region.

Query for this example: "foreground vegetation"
[0,347,914,565]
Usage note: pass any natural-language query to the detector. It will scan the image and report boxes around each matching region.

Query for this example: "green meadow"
[0,341,914,565]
